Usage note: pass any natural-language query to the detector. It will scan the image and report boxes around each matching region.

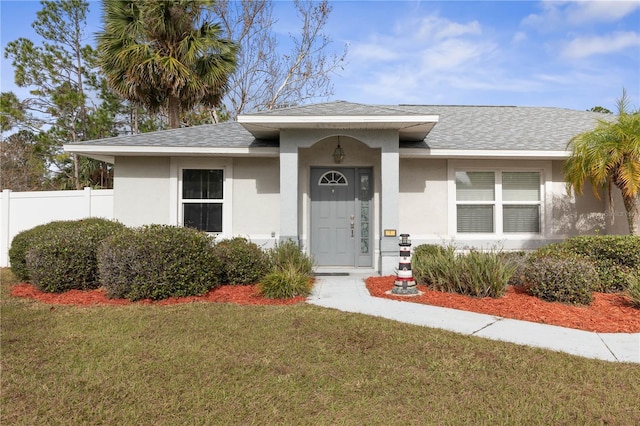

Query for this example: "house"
[64,101,633,275]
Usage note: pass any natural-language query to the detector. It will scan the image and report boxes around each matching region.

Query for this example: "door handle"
[350,214,355,237]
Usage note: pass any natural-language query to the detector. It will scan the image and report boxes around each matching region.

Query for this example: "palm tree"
[97,0,238,128]
[564,90,640,235]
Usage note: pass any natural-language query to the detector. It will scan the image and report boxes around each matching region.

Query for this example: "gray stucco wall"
[399,158,448,236]
[113,156,171,227]
[232,157,280,238]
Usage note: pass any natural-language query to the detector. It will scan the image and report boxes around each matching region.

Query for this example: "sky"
[1,0,639,113]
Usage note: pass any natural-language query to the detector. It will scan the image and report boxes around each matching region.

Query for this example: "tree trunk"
[623,195,639,235]
[168,95,181,129]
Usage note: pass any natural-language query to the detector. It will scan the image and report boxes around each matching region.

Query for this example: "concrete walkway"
[307,275,640,364]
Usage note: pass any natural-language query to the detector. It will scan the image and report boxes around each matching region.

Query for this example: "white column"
[380,140,400,275]
[279,131,299,243]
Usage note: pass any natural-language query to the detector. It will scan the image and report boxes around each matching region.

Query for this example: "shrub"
[626,272,640,308]
[98,225,221,301]
[499,251,529,286]
[9,225,47,282]
[414,246,513,298]
[456,250,515,298]
[524,254,595,305]
[557,235,640,293]
[24,219,125,293]
[267,239,314,276]
[259,264,313,299]
[258,240,314,299]
[412,244,450,286]
[212,237,269,285]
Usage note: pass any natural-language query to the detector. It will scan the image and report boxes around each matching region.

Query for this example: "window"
[181,169,223,232]
[319,170,348,185]
[455,171,541,234]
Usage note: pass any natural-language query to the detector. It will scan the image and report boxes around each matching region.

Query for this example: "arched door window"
[318,170,348,186]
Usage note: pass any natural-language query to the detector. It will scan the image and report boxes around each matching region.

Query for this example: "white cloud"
[562,31,640,58]
[565,0,640,25]
[523,0,640,29]
[512,31,528,43]
[416,15,482,40]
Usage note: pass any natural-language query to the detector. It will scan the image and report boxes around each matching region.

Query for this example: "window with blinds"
[455,170,541,234]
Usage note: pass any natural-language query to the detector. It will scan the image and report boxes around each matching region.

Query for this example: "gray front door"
[310,167,372,267]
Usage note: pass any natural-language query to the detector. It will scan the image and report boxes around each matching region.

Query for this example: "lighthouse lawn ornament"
[391,234,419,295]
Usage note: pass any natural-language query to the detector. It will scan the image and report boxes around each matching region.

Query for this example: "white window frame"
[448,161,549,238]
[170,158,233,237]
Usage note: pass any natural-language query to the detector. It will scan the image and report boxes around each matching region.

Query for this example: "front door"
[310,167,372,267]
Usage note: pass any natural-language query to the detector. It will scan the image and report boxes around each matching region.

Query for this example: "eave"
[238,114,440,141]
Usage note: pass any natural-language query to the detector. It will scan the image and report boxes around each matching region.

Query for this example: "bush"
[259,264,313,299]
[98,225,221,301]
[524,254,595,305]
[626,272,640,308]
[212,237,269,285]
[456,250,515,298]
[24,219,125,293]
[499,251,529,286]
[9,224,47,282]
[412,244,449,286]
[267,239,314,276]
[258,240,314,299]
[557,235,640,293]
[414,246,513,298]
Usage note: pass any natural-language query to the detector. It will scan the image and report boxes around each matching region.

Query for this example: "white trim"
[238,114,439,125]
[402,149,570,159]
[63,144,278,160]
[448,160,552,239]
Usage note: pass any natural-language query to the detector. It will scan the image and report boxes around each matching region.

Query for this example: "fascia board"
[63,144,280,157]
[400,149,571,159]
[238,114,439,126]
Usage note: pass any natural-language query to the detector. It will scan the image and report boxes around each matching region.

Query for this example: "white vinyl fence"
[0,188,114,267]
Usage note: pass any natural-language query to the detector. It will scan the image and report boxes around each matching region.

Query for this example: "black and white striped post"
[392,234,418,295]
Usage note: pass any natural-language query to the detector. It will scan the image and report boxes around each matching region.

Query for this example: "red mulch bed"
[10,277,640,333]
[366,276,640,333]
[10,283,305,307]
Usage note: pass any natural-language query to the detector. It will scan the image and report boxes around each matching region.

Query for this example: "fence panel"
[0,188,114,267]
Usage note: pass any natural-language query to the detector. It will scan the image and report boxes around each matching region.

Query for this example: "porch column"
[380,139,400,275]
[279,132,299,243]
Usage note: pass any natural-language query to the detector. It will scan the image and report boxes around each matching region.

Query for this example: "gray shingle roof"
[68,101,608,152]
[69,121,276,148]
[397,105,608,151]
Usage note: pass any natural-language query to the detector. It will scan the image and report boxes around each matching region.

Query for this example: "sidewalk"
[306,275,640,364]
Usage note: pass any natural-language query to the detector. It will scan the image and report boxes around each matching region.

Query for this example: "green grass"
[2,269,640,425]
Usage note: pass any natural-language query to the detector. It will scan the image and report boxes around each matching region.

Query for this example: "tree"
[565,89,640,235]
[212,0,347,117]
[588,106,612,114]
[3,0,113,189]
[97,0,238,129]
[0,130,51,191]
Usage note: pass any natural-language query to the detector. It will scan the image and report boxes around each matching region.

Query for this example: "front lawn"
[2,270,639,425]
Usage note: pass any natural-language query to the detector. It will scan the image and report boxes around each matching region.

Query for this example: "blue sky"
[1,0,639,113]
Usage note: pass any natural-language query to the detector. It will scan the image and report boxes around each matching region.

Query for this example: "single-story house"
[64,101,634,275]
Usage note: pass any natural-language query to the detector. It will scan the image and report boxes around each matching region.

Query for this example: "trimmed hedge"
[556,235,640,292]
[98,225,221,301]
[212,237,269,285]
[9,220,77,281]
[524,253,595,305]
[23,219,125,293]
